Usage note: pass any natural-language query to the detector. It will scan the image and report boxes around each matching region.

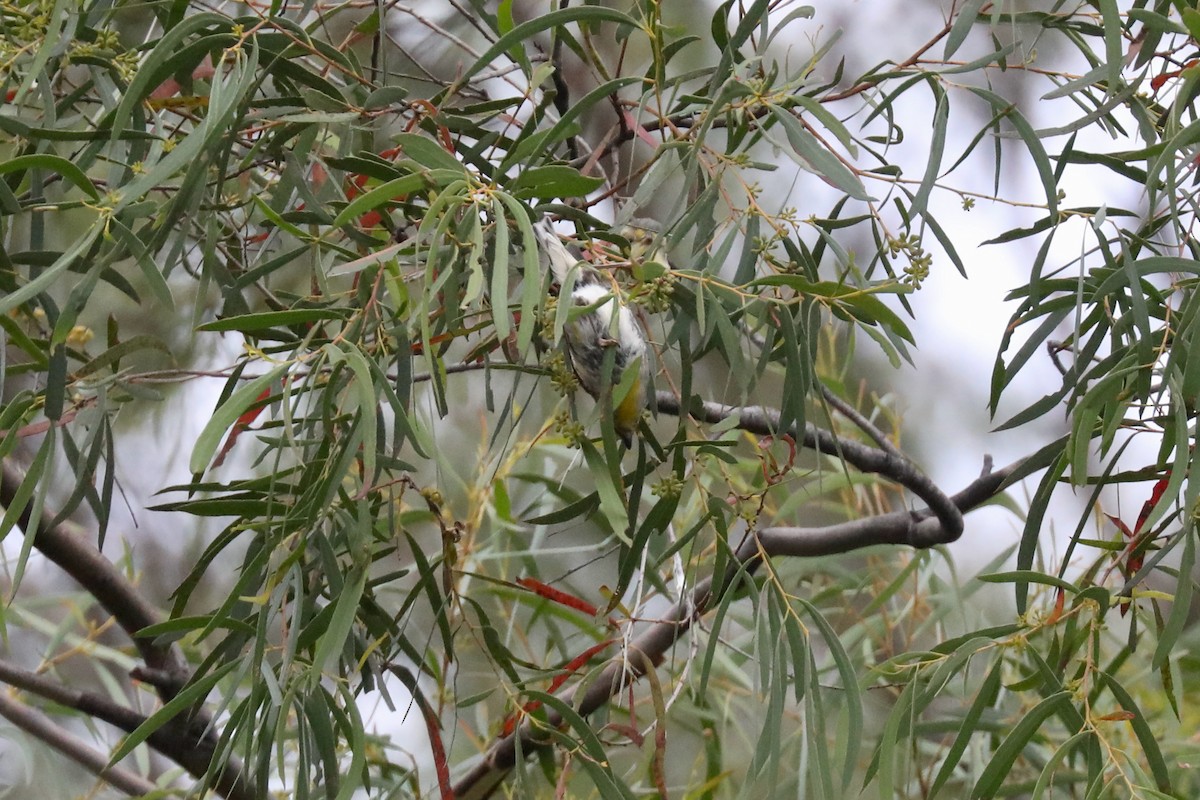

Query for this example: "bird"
[533,220,647,447]
[621,217,665,267]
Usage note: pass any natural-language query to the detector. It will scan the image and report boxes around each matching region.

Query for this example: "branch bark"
[0,690,159,797]
[654,390,965,543]
[0,459,251,800]
[451,391,1025,800]
[0,657,220,769]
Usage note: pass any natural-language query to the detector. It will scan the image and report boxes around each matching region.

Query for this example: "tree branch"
[0,690,159,797]
[451,423,1024,800]
[573,5,963,170]
[653,390,965,544]
[0,459,251,800]
[817,382,904,460]
[0,656,233,783]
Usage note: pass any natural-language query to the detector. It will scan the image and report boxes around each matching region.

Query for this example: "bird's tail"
[534,219,596,286]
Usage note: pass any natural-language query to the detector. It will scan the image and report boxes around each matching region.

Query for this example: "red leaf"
[500,639,614,735]
[356,210,384,229]
[517,577,599,616]
[415,692,452,800]
[1096,710,1135,722]
[1105,513,1133,540]
[623,109,661,149]
[149,54,215,100]
[545,640,614,694]
[1046,587,1066,624]
[212,387,271,467]
[1151,60,1199,94]
[1133,472,1171,533]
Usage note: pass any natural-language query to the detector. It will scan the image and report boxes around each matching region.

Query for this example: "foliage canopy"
[0,1,1198,799]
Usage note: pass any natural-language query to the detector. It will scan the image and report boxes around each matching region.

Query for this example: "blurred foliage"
[0,0,1198,798]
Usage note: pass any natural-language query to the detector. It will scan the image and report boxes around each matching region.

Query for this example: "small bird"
[534,220,647,446]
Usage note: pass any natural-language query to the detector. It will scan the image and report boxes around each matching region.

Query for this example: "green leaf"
[910,87,948,219]
[108,13,231,136]
[117,46,260,211]
[495,191,541,355]
[1029,731,1096,800]
[502,78,641,171]
[799,598,862,790]
[524,490,600,525]
[137,615,256,640]
[445,6,638,94]
[189,366,288,474]
[970,692,1073,799]
[331,173,433,228]
[491,197,512,341]
[978,569,1079,594]
[333,684,367,800]
[326,342,378,480]
[792,94,858,155]
[393,133,468,174]
[0,220,104,316]
[767,106,872,200]
[839,292,915,343]
[968,87,1058,218]
[1152,519,1194,671]
[108,219,174,308]
[1182,7,1200,42]
[0,434,52,553]
[1014,448,1069,614]
[928,658,1003,798]
[509,165,604,199]
[0,154,100,200]
[197,309,347,333]
[303,689,342,800]
[1127,9,1185,36]
[944,0,988,59]
[579,439,630,542]
[108,659,241,765]
[74,335,171,379]
[311,565,366,679]
[1098,0,1122,96]
[525,692,641,800]
[1098,672,1172,793]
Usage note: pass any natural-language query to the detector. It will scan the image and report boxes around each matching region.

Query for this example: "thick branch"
[451,452,1024,800]
[0,459,250,800]
[0,690,158,797]
[654,390,965,543]
[0,467,182,677]
[0,657,229,781]
[744,457,1014,562]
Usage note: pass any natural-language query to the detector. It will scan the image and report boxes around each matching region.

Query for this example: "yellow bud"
[66,325,94,347]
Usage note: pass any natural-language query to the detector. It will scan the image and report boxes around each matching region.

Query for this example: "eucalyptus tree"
[0,1,1195,799]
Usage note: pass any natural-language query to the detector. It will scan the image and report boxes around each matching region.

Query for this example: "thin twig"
[818,382,904,460]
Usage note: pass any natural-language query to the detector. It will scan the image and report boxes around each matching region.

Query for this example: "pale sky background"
[790,0,1156,566]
